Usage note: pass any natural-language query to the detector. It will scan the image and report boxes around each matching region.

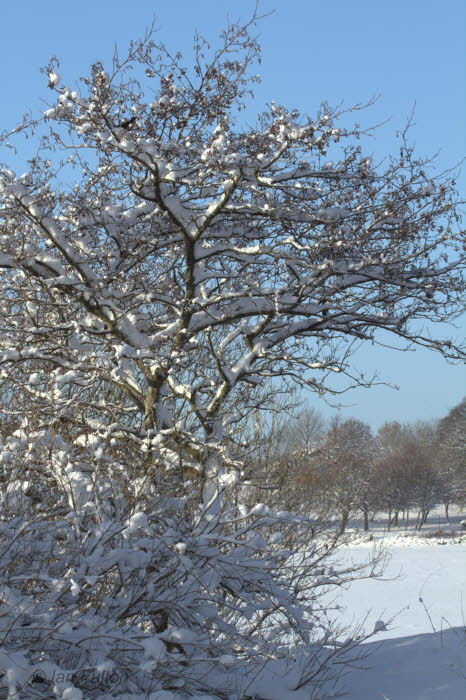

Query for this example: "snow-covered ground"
[337,628,465,700]
[330,507,466,699]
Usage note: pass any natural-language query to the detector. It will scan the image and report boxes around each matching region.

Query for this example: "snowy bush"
[0,431,376,699]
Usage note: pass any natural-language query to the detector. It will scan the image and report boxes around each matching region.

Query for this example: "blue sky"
[1,0,464,428]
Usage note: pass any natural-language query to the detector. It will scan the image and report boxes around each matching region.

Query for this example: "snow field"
[329,509,466,699]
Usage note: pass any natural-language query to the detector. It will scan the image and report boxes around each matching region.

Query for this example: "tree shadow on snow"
[341,627,466,700]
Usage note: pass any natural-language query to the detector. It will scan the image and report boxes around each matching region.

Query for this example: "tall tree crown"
[0,17,464,493]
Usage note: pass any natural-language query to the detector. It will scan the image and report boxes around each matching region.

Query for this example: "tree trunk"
[362,504,369,532]
[417,508,429,530]
[340,508,349,532]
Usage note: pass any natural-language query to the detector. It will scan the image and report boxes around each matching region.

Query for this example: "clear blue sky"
[1,0,464,429]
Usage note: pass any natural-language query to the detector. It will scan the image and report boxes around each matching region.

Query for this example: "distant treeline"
[249,397,465,530]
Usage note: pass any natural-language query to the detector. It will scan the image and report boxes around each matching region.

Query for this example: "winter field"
[323,506,466,699]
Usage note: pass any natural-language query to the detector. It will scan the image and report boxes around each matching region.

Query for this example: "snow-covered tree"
[0,14,463,699]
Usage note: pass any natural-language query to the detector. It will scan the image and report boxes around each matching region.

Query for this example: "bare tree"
[435,397,466,518]
[309,417,376,530]
[375,420,443,529]
[251,405,328,512]
[409,421,442,529]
